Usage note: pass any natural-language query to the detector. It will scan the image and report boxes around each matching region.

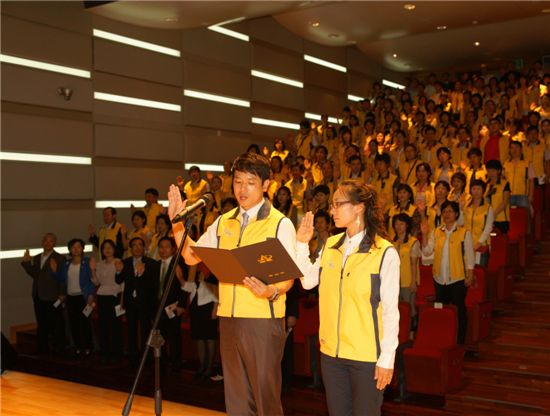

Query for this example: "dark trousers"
[33,297,65,353]
[320,353,383,416]
[66,295,92,351]
[434,280,467,344]
[97,295,122,359]
[126,302,152,360]
[281,328,294,390]
[219,317,286,416]
[159,314,182,366]
[493,221,509,234]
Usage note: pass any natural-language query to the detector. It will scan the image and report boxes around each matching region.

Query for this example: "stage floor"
[0,371,225,416]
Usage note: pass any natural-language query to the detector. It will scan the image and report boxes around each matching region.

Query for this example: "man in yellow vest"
[88,207,127,259]
[421,200,475,344]
[168,153,296,416]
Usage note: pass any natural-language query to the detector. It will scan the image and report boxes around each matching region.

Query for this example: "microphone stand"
[122,216,194,416]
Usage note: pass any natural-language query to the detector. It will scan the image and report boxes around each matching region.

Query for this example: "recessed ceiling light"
[328,33,339,38]
[311,21,320,27]
[437,25,447,30]
[393,53,398,58]
[474,41,480,46]
[404,4,416,10]
[472,20,478,25]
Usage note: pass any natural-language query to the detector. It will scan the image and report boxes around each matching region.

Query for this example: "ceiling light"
[184,163,224,172]
[304,54,347,73]
[437,25,447,30]
[0,54,91,78]
[382,79,405,90]
[251,70,303,88]
[474,41,480,46]
[95,200,169,209]
[472,20,478,25]
[183,89,250,108]
[311,21,320,27]
[252,117,299,130]
[0,151,91,165]
[347,94,365,102]
[403,4,416,10]
[392,53,398,58]
[542,8,550,13]
[94,92,181,112]
[93,29,180,57]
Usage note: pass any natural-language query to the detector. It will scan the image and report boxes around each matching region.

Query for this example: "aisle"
[0,371,225,416]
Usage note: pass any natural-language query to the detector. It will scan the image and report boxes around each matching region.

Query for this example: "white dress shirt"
[296,232,401,370]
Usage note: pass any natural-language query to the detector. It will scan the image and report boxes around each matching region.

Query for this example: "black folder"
[192,239,302,285]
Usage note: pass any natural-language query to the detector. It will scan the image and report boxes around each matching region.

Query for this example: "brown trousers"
[219,317,286,416]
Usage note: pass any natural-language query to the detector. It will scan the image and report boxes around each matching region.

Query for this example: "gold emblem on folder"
[258,254,273,264]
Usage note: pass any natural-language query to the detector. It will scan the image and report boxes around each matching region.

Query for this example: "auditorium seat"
[293,298,320,376]
[533,185,544,241]
[465,267,492,346]
[391,302,412,394]
[486,231,513,302]
[508,206,529,270]
[415,265,435,309]
[403,306,464,395]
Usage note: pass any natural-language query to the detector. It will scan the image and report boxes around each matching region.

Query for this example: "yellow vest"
[371,173,397,212]
[433,226,467,282]
[451,141,471,168]
[395,237,420,287]
[99,222,123,249]
[398,159,420,186]
[413,182,436,208]
[524,141,546,179]
[216,201,286,318]
[318,233,395,362]
[503,159,529,196]
[285,178,307,213]
[184,179,209,204]
[463,201,490,247]
[144,203,163,233]
[485,179,510,222]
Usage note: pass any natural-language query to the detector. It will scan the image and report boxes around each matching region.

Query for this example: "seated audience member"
[20,233,66,354]
[421,201,475,345]
[503,141,534,209]
[412,162,435,208]
[93,239,123,363]
[148,214,173,260]
[115,237,159,365]
[132,188,164,233]
[463,179,494,267]
[398,143,421,186]
[433,147,456,184]
[126,210,152,258]
[88,207,127,259]
[392,213,421,323]
[273,186,298,227]
[371,152,399,213]
[183,262,219,380]
[157,237,187,371]
[184,165,210,204]
[485,159,511,234]
[53,238,96,357]
[387,183,420,240]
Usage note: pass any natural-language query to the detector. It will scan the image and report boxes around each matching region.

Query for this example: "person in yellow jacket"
[503,141,535,209]
[88,207,127,259]
[421,200,475,345]
[168,153,295,416]
[463,179,494,267]
[392,213,421,322]
[485,159,511,234]
[295,181,400,416]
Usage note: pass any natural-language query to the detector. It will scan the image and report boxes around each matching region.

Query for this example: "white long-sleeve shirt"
[295,233,400,370]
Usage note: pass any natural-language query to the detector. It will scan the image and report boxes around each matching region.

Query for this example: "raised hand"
[297,212,315,243]
[168,184,187,222]
[22,249,32,263]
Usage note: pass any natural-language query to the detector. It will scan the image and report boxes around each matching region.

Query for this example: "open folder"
[192,238,303,285]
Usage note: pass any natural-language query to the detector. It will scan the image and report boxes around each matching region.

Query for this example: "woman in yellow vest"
[183,166,210,205]
[126,210,152,258]
[464,179,494,267]
[392,213,421,322]
[148,214,173,260]
[412,162,435,208]
[449,171,470,210]
[386,183,419,240]
[398,143,421,186]
[421,200,475,344]
[503,141,534,209]
[296,181,400,416]
[485,159,511,234]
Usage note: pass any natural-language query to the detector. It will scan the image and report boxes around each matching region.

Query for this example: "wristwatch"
[268,285,280,302]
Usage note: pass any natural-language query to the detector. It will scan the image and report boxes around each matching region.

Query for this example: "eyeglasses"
[331,200,352,210]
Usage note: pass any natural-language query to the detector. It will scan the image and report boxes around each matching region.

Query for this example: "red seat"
[404,306,464,395]
[509,206,529,270]
[390,302,413,390]
[486,231,513,302]
[293,298,320,376]
[533,185,543,241]
[415,265,435,309]
[465,267,492,345]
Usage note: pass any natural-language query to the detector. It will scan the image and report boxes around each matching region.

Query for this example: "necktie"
[239,212,249,244]
[159,261,167,299]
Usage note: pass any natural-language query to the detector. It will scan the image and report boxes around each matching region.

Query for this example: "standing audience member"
[88,207,127,259]
[126,210,152,257]
[148,214,173,260]
[463,179,494,267]
[485,159,511,234]
[54,239,96,357]
[21,233,66,354]
[132,188,164,233]
[184,166,210,204]
[93,239,123,363]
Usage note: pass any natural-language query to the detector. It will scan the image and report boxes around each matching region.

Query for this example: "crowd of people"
[21,61,550,404]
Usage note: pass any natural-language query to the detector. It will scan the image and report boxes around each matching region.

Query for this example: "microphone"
[172,194,213,223]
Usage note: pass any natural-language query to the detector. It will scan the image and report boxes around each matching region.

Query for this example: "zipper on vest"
[335,265,345,357]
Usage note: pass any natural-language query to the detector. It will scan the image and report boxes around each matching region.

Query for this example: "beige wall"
[1,3,386,335]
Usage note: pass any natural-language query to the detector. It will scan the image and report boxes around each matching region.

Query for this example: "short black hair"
[434,180,451,193]
[158,236,176,248]
[437,147,452,157]
[392,213,413,236]
[68,238,85,251]
[145,187,159,197]
[467,147,482,158]
[441,200,460,216]
[374,153,391,165]
[469,178,487,193]
[103,207,117,216]
[300,119,311,129]
[486,159,503,171]
[100,239,116,257]
[129,236,145,247]
[313,185,330,196]
[132,210,147,225]
[232,153,271,182]
[314,210,331,224]
[221,197,238,210]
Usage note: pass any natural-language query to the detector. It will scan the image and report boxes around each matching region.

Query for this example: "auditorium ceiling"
[87,1,550,72]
